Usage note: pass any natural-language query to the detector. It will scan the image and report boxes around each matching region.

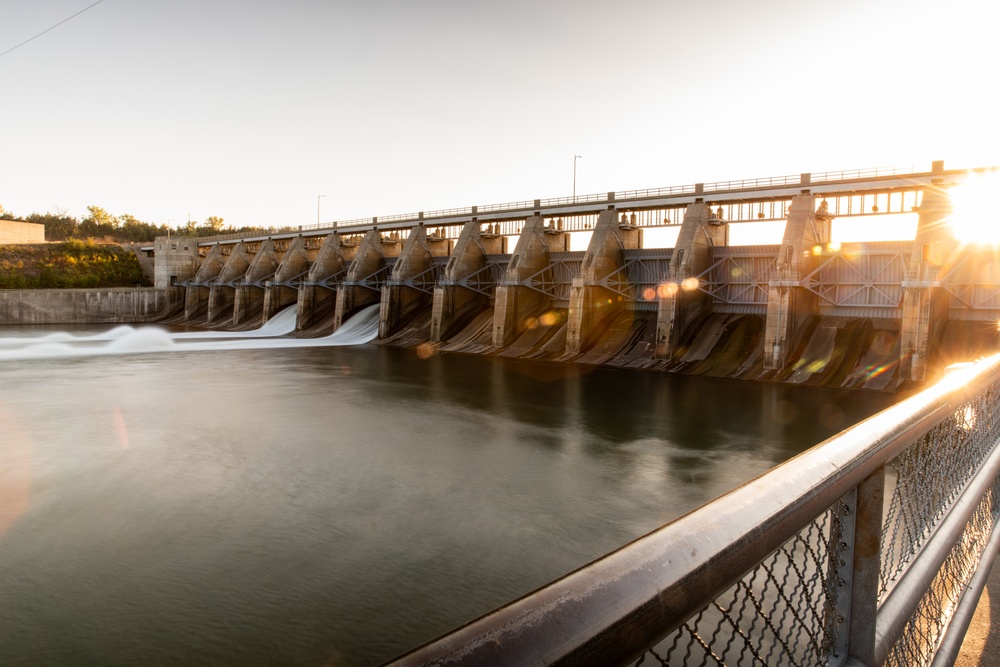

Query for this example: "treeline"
[0,239,151,289]
[0,205,271,242]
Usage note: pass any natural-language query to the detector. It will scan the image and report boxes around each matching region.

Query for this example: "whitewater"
[0,304,380,362]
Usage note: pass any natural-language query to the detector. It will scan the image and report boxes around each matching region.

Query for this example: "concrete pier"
[492,215,570,347]
[263,236,311,322]
[208,242,252,323]
[184,244,226,320]
[566,210,641,354]
[379,226,452,338]
[296,233,355,330]
[899,186,956,382]
[233,239,286,326]
[655,203,728,359]
[763,194,833,370]
[332,229,402,331]
[430,220,505,342]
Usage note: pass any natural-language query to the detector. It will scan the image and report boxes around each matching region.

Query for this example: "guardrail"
[385,354,1000,667]
[182,163,955,246]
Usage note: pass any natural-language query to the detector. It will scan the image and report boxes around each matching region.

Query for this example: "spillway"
[0,304,380,362]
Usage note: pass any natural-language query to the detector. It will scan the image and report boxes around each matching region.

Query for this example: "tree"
[79,205,119,238]
[0,204,23,221]
[201,216,226,233]
[26,212,78,241]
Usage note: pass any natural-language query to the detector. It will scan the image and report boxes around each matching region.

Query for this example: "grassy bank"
[0,240,151,289]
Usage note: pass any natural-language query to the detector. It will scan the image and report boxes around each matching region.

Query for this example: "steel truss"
[801,249,909,308]
[440,259,509,298]
[696,251,776,306]
[941,246,1000,311]
[499,255,582,303]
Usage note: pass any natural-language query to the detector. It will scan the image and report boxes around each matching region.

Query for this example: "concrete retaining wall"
[0,220,45,244]
[0,288,174,325]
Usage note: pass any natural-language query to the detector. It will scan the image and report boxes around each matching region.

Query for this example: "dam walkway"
[385,353,1000,666]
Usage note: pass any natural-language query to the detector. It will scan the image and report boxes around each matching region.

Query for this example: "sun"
[949,171,1000,243]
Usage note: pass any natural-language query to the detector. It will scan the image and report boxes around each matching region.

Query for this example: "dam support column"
[492,215,570,347]
[899,186,956,382]
[297,233,355,330]
[183,244,225,320]
[233,239,286,326]
[430,220,504,342]
[566,210,641,354]
[379,226,453,338]
[263,237,312,322]
[763,195,833,370]
[333,229,402,330]
[208,242,252,324]
[153,237,200,306]
[655,203,728,358]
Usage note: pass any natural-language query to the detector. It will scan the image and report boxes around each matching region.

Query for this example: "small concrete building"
[0,220,45,244]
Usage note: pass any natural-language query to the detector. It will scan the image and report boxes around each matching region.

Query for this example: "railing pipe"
[847,466,886,665]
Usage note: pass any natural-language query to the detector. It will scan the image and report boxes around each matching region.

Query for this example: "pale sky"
[1,0,998,230]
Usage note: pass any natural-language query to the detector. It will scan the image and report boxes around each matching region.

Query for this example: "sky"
[1,0,998,230]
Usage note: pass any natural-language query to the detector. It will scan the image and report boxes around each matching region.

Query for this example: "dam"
[147,161,1000,391]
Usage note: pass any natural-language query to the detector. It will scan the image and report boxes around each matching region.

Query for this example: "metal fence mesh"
[636,502,848,667]
[884,478,1000,667]
[880,386,1000,599]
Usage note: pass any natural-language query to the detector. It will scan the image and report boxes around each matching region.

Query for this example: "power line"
[0,0,107,60]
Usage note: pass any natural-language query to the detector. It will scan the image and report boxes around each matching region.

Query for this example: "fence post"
[847,465,886,665]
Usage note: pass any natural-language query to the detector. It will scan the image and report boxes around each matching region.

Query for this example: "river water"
[0,309,898,666]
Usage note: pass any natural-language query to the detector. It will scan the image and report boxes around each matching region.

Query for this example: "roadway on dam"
[0,313,899,666]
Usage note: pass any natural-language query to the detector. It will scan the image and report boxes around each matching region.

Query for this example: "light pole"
[317,194,325,226]
[573,155,582,199]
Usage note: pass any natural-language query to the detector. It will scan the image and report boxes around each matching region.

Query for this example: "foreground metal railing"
[386,355,1000,667]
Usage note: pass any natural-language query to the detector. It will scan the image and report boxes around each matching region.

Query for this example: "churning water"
[0,308,898,666]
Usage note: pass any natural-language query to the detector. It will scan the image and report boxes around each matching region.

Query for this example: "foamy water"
[0,305,380,362]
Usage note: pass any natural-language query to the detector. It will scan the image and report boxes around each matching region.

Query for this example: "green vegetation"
[0,239,151,289]
[1,204,272,242]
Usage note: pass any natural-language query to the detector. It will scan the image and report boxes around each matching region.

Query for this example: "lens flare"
[949,172,1000,243]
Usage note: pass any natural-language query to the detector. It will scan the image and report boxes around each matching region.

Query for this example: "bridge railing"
[385,355,1000,667]
[182,163,953,247]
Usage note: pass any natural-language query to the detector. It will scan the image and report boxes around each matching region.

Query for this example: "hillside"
[0,240,151,289]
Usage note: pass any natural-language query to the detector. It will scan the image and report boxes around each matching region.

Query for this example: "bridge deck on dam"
[148,161,1000,391]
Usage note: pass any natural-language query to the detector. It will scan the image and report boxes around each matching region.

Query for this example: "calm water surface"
[0,326,898,666]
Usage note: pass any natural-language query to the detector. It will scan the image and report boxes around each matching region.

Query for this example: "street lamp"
[317,194,325,226]
[573,155,582,199]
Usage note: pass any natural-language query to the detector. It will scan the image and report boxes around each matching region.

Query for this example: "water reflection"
[0,336,897,666]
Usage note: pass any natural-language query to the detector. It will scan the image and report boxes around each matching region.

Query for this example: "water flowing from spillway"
[0,304,379,362]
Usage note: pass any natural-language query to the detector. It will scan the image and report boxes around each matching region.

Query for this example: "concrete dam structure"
[148,162,1000,391]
